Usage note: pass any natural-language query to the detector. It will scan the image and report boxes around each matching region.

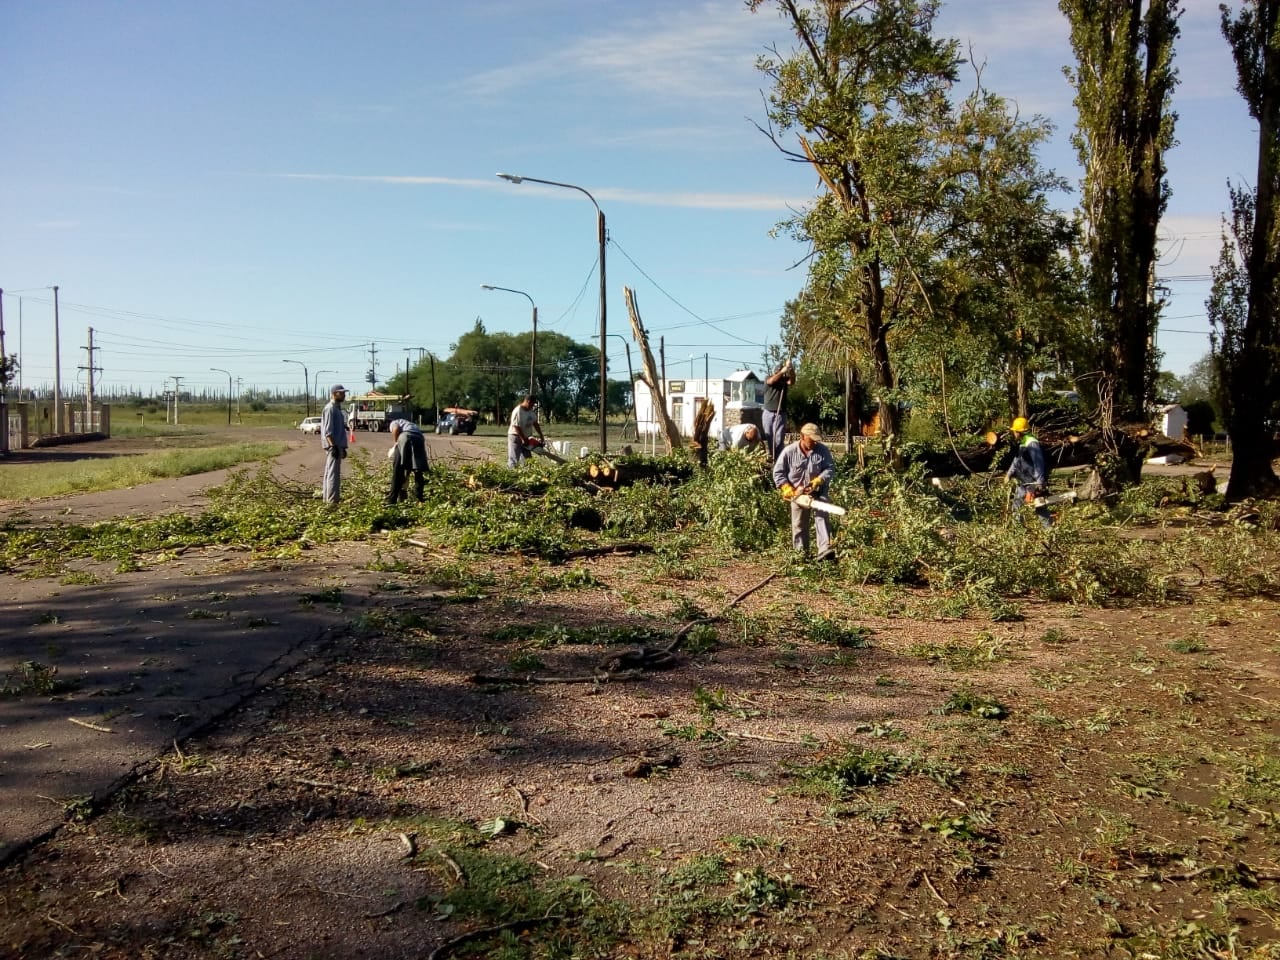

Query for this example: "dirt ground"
[1,433,1278,959]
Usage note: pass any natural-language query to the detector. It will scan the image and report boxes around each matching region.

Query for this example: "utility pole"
[171,376,183,425]
[429,354,438,424]
[0,288,5,455]
[235,377,243,423]
[79,327,102,430]
[367,342,378,388]
[0,287,6,396]
[53,285,62,433]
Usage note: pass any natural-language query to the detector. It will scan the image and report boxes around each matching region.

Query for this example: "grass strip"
[0,442,288,500]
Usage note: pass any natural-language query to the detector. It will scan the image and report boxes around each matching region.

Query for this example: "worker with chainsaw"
[387,418,430,503]
[1006,416,1052,527]
[762,360,795,460]
[718,422,763,453]
[320,384,350,504]
[507,395,546,468]
[773,422,838,561]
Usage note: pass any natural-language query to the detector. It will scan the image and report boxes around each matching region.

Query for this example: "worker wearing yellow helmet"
[1006,415,1051,526]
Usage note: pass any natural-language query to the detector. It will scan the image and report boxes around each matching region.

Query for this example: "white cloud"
[276,172,804,211]
[279,173,500,189]
[457,1,770,101]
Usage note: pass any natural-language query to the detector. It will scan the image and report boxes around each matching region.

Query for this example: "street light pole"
[52,285,62,433]
[481,284,538,398]
[497,173,607,454]
[313,370,335,411]
[210,368,232,425]
[607,334,638,434]
[283,359,309,417]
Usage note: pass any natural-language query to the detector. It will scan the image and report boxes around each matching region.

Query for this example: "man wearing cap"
[387,418,429,503]
[773,422,837,560]
[507,395,545,468]
[320,384,350,503]
[1006,416,1050,526]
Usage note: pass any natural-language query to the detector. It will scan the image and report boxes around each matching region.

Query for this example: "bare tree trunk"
[625,287,684,455]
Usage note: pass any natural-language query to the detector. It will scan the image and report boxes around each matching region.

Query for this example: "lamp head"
[480,284,495,290]
[496,173,523,184]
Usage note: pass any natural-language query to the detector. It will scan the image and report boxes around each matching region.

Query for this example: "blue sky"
[0,0,1254,402]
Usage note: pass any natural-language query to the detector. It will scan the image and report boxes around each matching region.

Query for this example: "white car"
[299,416,323,435]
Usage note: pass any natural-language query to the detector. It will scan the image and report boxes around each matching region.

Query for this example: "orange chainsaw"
[523,436,566,464]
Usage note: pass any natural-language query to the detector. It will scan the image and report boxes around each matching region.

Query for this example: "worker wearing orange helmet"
[1006,416,1051,526]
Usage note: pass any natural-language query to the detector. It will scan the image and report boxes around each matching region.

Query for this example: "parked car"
[435,408,478,435]
[299,416,323,435]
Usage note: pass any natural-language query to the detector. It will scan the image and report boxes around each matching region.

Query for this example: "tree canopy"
[388,320,623,426]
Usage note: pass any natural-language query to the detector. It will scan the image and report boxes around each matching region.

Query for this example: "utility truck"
[348,392,415,432]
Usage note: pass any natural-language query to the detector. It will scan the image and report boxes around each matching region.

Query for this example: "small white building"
[634,371,763,438]
[1158,403,1188,439]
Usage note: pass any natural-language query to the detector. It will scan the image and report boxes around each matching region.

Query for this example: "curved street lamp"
[313,370,335,409]
[497,172,607,454]
[210,367,232,425]
[481,284,538,398]
[283,359,310,417]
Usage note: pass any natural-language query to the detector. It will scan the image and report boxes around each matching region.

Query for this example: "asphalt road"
[0,427,492,865]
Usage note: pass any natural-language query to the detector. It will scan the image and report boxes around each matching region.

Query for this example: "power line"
[609,238,764,346]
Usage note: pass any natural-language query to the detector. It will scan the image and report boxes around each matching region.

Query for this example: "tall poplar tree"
[1060,0,1180,444]
[1213,1,1280,499]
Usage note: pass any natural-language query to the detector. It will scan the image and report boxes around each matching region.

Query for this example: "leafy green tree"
[531,331,600,423]
[751,0,963,452]
[0,353,18,400]
[1212,0,1280,499]
[929,83,1086,426]
[401,323,606,426]
[1060,0,1181,435]
[1177,353,1218,406]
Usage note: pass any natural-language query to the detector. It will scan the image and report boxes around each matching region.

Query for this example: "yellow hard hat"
[1010,416,1029,433]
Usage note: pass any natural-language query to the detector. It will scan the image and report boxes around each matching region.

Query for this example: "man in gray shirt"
[320,384,349,504]
[772,422,837,560]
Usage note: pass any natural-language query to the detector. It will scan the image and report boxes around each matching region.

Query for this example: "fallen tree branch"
[294,777,368,795]
[659,571,778,655]
[920,870,949,906]
[560,542,655,560]
[469,670,647,685]
[426,914,566,960]
[437,849,465,886]
[68,717,114,734]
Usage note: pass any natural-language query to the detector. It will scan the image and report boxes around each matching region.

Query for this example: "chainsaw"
[523,437,566,464]
[791,493,847,517]
[1029,490,1077,509]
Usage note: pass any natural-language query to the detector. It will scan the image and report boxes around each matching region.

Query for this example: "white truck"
[348,392,415,432]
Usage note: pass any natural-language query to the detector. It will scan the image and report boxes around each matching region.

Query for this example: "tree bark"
[625,287,684,455]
